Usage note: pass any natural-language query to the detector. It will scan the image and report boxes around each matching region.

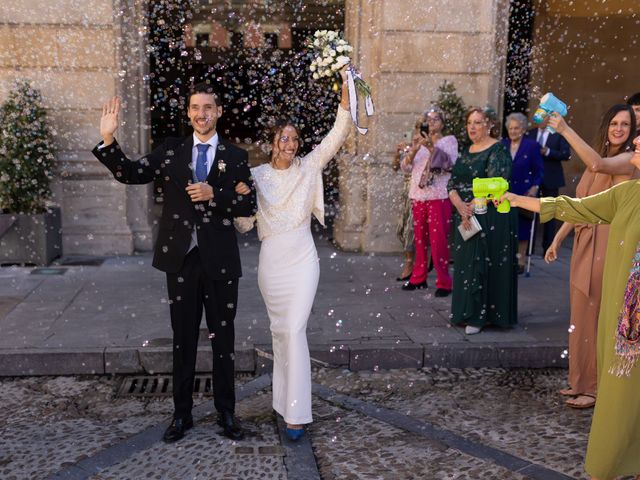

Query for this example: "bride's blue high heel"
[285,427,305,441]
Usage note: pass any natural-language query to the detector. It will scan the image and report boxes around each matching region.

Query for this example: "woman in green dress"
[502,134,640,480]
[447,107,518,335]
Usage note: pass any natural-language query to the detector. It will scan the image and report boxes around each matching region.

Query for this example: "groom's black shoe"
[163,415,193,443]
[217,411,244,441]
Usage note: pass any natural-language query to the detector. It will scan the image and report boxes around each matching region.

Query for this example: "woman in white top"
[235,71,351,440]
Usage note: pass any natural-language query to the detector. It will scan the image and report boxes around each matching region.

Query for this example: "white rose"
[313,72,320,80]
[314,30,322,38]
[315,56,322,64]
[336,45,344,53]
[310,64,317,72]
[329,49,336,56]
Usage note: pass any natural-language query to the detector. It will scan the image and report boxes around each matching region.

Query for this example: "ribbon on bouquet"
[346,65,375,135]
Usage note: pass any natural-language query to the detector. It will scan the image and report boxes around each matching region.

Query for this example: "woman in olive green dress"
[502,135,640,480]
[448,107,518,335]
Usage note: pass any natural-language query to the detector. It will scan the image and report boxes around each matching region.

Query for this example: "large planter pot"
[0,207,62,265]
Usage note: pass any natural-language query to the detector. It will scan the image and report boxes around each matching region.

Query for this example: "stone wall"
[0,0,521,256]
[333,0,510,252]
[0,0,152,255]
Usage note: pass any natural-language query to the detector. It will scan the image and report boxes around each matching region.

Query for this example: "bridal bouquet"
[306,30,374,134]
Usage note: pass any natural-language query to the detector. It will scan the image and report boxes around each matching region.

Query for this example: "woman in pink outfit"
[401,108,458,297]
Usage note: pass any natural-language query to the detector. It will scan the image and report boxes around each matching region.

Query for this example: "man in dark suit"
[94,83,256,443]
[526,116,571,252]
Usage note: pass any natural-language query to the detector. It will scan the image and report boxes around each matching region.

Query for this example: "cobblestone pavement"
[1,368,632,480]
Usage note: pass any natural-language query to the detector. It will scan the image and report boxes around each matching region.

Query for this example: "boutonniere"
[218,160,226,173]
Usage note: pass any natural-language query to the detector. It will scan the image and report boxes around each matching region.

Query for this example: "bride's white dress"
[250,106,350,424]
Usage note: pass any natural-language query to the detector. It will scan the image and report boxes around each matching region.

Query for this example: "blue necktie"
[195,144,210,182]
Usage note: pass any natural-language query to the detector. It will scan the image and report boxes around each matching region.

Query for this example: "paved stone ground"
[3,367,635,480]
[0,231,573,375]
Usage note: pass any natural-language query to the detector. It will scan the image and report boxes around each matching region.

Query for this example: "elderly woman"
[448,107,518,334]
[501,135,640,480]
[501,112,543,273]
[400,108,458,296]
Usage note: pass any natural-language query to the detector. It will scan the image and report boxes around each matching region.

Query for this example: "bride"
[235,69,351,440]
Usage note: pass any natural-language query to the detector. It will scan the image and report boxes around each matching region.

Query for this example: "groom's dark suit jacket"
[92,136,256,279]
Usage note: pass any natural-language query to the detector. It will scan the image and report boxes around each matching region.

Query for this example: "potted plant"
[0,80,61,265]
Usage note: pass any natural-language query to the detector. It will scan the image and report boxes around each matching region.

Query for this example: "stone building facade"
[0,0,638,255]
[334,0,510,251]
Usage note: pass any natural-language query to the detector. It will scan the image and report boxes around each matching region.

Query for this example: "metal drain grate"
[117,373,254,397]
[117,374,212,397]
[234,445,284,456]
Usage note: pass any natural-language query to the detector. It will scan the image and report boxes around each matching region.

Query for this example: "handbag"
[418,147,453,188]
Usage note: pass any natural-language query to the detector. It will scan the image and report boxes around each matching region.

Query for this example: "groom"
[94,83,256,442]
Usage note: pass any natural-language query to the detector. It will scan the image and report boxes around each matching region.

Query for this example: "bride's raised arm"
[304,72,352,170]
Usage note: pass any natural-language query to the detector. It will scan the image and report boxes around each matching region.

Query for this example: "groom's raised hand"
[100,97,120,147]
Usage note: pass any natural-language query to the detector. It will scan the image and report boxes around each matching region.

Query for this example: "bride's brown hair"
[267,118,303,163]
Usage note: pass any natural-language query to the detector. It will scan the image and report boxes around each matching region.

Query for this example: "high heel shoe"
[434,288,451,298]
[285,427,305,441]
[401,280,428,291]
[396,274,411,281]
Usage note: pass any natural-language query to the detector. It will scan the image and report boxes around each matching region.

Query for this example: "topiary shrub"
[0,81,55,214]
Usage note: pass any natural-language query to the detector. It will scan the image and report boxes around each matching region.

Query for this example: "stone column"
[334,0,510,252]
[118,0,154,252]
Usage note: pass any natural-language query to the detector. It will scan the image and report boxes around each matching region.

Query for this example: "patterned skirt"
[396,178,414,252]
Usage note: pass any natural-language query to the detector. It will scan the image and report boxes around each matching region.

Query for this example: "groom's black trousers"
[166,247,237,419]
